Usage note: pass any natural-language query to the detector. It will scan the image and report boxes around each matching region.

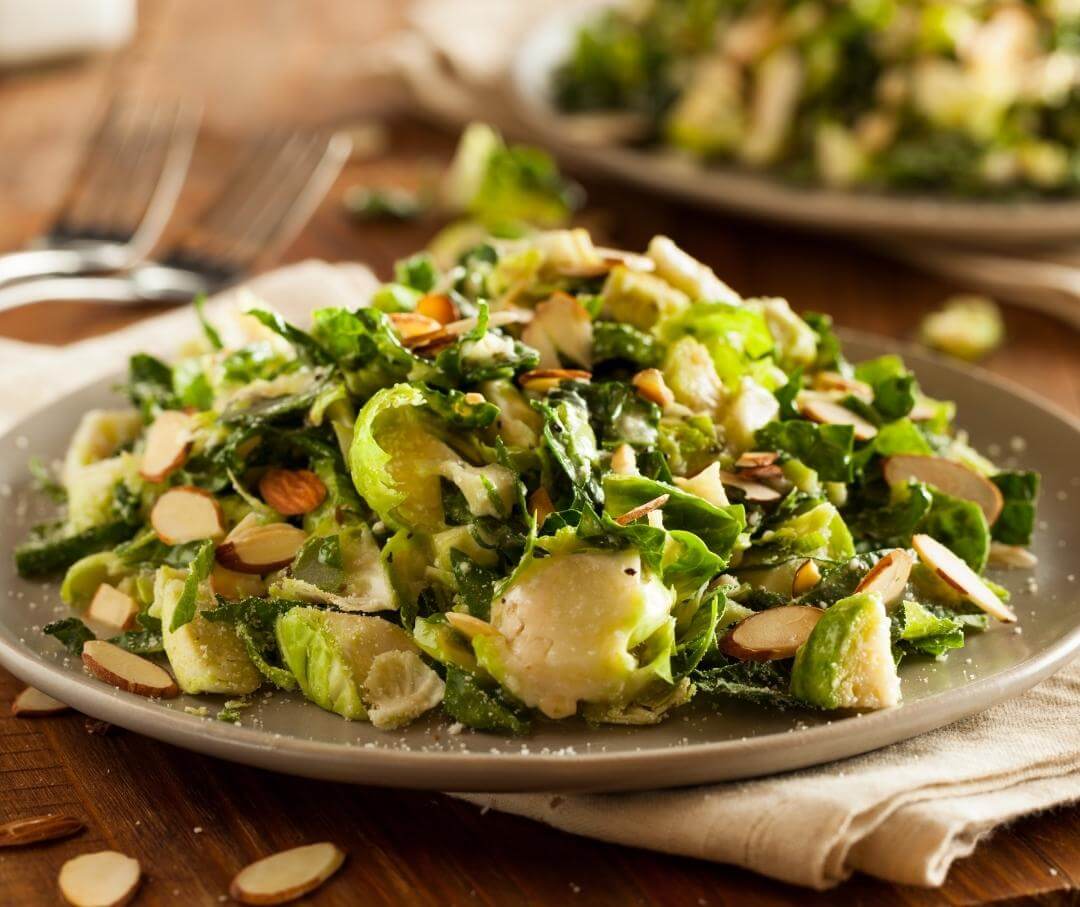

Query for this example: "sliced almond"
[556,248,655,278]
[912,534,1017,622]
[529,487,555,526]
[522,292,594,369]
[613,494,669,526]
[230,842,345,905]
[791,559,822,598]
[631,368,675,408]
[883,455,1004,524]
[610,443,638,476]
[389,311,444,340]
[445,612,498,640]
[908,399,939,421]
[518,367,592,394]
[737,463,785,482]
[720,606,825,661]
[259,468,327,516]
[82,640,179,698]
[718,470,782,503]
[139,410,192,483]
[150,486,225,545]
[211,564,267,600]
[812,371,874,402]
[216,523,308,574]
[736,451,779,470]
[404,328,455,355]
[442,308,533,336]
[0,814,83,847]
[87,584,139,630]
[854,549,913,605]
[799,395,878,441]
[988,542,1038,570]
[415,293,457,325]
[11,686,70,718]
[59,850,141,907]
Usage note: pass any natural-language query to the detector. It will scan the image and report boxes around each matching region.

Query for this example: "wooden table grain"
[1,3,1078,905]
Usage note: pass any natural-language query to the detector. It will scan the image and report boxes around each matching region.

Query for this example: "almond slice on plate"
[613,494,669,526]
[445,612,499,640]
[521,293,593,369]
[812,371,874,402]
[139,410,192,482]
[883,455,1004,524]
[791,559,822,598]
[854,549,913,605]
[631,368,674,408]
[735,451,779,470]
[718,470,781,503]
[258,469,327,516]
[150,486,225,545]
[0,814,83,847]
[720,606,825,661]
[11,686,70,717]
[518,367,592,393]
[912,534,1017,622]
[388,311,444,340]
[82,640,179,698]
[529,487,555,527]
[87,584,139,630]
[799,395,878,441]
[415,293,457,324]
[737,463,785,482]
[230,842,345,905]
[59,851,141,907]
[988,542,1038,570]
[216,523,308,574]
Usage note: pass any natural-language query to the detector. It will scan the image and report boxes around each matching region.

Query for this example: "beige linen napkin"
[1,264,1077,889]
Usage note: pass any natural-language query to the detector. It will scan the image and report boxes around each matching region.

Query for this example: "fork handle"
[0,266,215,313]
[0,248,105,290]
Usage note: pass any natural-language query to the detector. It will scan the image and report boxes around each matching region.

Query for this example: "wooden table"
[1,3,1078,904]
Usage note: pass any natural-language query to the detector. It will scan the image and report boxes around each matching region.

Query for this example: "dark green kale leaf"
[43,617,96,655]
[290,535,345,593]
[991,471,1040,546]
[125,353,178,419]
[203,596,301,690]
[692,657,801,709]
[755,420,855,483]
[449,549,498,620]
[442,666,531,734]
[592,321,662,367]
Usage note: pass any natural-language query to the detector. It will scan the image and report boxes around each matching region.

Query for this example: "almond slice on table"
[445,612,499,640]
[87,584,139,630]
[59,851,141,907]
[735,451,779,470]
[259,468,327,516]
[883,455,1004,524]
[82,640,179,698]
[854,549,914,605]
[139,410,192,482]
[631,368,674,408]
[11,686,70,717]
[720,606,825,661]
[230,842,345,906]
[613,494,669,526]
[150,486,225,545]
[216,523,308,574]
[718,470,781,503]
[388,311,444,340]
[0,814,83,847]
[791,559,822,598]
[912,534,1017,622]
[799,395,878,441]
[415,293,457,324]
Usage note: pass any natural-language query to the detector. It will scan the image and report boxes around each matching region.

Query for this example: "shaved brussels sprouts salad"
[16,230,1040,733]
[554,0,1080,196]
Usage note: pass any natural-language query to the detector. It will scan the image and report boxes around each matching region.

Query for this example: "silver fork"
[0,96,199,288]
[0,131,351,311]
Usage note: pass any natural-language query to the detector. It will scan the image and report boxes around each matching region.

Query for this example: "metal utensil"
[0,96,199,288]
[0,131,351,311]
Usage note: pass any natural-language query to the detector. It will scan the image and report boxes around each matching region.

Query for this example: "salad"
[15,230,1040,733]
[553,0,1080,196]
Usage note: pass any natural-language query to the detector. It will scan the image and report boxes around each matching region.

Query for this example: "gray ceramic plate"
[511,3,1080,245]
[1,332,1078,792]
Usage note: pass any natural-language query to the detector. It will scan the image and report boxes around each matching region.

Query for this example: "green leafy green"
[442,666,532,734]
[43,617,95,655]
[169,541,216,632]
[991,471,1040,546]
[755,420,855,483]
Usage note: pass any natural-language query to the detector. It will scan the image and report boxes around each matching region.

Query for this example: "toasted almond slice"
[59,850,141,907]
[812,371,874,402]
[216,523,308,574]
[791,559,822,598]
[150,486,225,545]
[631,368,675,408]
[718,470,782,503]
[0,814,83,847]
[556,249,655,278]
[519,368,592,393]
[529,487,555,526]
[610,443,638,476]
[404,328,455,355]
[883,455,1004,524]
[988,542,1039,570]
[720,606,825,661]
[445,612,499,640]
[11,687,70,718]
[415,293,457,324]
[259,469,327,516]
[912,534,1017,622]
[439,308,533,338]
[613,494,669,526]
[211,564,267,600]
[82,640,179,698]
[737,463,785,482]
[389,311,444,340]
[854,549,913,605]
[522,292,594,369]
[139,410,192,483]
[908,399,939,421]
[230,842,345,906]
[735,451,779,470]
[799,395,878,441]
[86,584,139,631]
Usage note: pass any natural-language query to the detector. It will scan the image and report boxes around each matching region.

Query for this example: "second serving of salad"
[16,229,1040,734]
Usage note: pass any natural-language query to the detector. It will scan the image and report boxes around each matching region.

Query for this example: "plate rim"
[1,329,1078,792]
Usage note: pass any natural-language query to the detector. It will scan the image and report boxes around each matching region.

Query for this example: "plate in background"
[0,333,1078,792]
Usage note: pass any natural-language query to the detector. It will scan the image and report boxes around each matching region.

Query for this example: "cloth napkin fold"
[1,263,1077,890]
